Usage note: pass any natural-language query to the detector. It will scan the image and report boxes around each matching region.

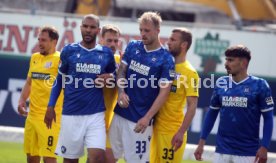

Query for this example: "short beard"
[169,49,180,56]
[82,34,97,45]
[40,51,47,55]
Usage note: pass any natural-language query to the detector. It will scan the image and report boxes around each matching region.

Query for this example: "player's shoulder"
[127,40,143,49]
[60,43,75,53]
[129,40,142,46]
[63,42,79,50]
[182,61,198,76]
[249,75,264,82]
[159,47,174,63]
[31,52,41,58]
[60,42,80,58]
[94,44,113,59]
[249,75,270,87]
[97,44,113,53]
[49,51,61,63]
[184,61,196,71]
[52,51,61,57]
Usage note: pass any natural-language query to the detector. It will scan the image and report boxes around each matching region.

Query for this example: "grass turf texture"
[0,141,210,163]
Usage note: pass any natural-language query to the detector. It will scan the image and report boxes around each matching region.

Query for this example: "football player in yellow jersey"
[99,24,121,163]
[150,27,199,163]
[18,26,63,163]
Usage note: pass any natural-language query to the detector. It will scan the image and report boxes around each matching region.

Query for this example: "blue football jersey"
[210,75,274,156]
[59,43,116,115]
[114,40,175,122]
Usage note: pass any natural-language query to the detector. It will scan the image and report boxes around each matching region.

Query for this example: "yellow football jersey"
[154,60,199,133]
[27,52,63,122]
[104,54,121,130]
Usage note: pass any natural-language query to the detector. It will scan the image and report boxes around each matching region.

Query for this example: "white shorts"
[109,114,152,163]
[214,153,255,163]
[55,112,106,159]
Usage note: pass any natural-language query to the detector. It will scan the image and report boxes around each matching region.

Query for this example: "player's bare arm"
[116,62,129,108]
[134,82,172,133]
[18,77,31,117]
[44,106,56,129]
[194,139,206,161]
[95,73,115,87]
[172,96,198,151]
[255,146,268,163]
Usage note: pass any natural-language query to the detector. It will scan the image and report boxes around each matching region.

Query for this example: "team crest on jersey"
[244,87,250,93]
[77,53,80,58]
[44,62,52,68]
[265,97,274,105]
[61,146,66,154]
[98,54,103,60]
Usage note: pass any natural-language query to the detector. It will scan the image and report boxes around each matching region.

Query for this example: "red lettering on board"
[0,24,5,50]
[3,25,33,53]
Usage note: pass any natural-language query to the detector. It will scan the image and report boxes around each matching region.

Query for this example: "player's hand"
[96,73,115,88]
[255,146,268,163]
[118,92,129,108]
[17,100,28,117]
[134,116,150,133]
[171,130,184,151]
[44,106,56,129]
[119,50,124,60]
[194,145,204,161]
[97,73,114,80]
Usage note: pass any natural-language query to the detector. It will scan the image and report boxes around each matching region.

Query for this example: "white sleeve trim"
[210,106,220,110]
[121,60,128,65]
[159,80,173,84]
[261,107,274,112]
[58,69,65,75]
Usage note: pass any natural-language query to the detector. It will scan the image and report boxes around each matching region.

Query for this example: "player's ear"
[156,27,160,33]
[53,39,58,46]
[99,37,104,44]
[181,41,188,50]
[97,27,101,34]
[242,58,249,68]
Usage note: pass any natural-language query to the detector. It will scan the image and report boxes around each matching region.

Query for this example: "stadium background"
[0,0,276,162]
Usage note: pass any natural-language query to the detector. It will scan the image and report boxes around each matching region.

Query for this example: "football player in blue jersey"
[194,45,274,163]
[44,14,116,163]
[109,11,175,163]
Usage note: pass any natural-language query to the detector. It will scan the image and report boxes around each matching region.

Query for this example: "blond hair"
[101,24,121,37]
[138,11,162,28]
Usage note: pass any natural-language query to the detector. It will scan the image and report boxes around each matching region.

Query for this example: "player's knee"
[27,155,40,163]
[88,155,105,163]
[87,149,105,163]
[43,156,57,163]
